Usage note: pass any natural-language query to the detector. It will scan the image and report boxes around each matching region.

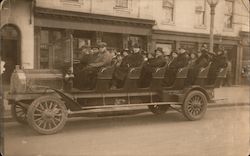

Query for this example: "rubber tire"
[27,96,68,135]
[182,90,207,121]
[11,102,28,124]
[148,105,170,115]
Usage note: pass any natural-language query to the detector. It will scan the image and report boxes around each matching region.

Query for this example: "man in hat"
[207,49,228,85]
[185,49,211,85]
[111,43,144,89]
[164,48,189,86]
[139,47,166,88]
[76,42,112,89]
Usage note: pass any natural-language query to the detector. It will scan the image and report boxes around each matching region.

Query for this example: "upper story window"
[224,0,234,29]
[116,0,129,8]
[60,0,83,5]
[195,0,206,27]
[162,0,175,23]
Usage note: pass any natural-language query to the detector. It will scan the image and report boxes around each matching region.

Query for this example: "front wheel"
[182,90,207,121]
[148,105,170,115]
[27,96,68,135]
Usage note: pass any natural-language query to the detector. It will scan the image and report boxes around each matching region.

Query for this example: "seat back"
[150,64,168,90]
[194,63,211,85]
[96,66,114,91]
[164,67,189,90]
[214,67,228,87]
[123,62,146,90]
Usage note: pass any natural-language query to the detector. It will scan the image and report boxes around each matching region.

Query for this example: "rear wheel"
[11,102,27,124]
[148,105,170,115]
[27,96,68,135]
[182,90,207,121]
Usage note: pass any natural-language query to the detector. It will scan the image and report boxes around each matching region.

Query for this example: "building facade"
[0,0,249,85]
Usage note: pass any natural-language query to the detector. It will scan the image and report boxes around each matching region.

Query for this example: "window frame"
[60,0,83,6]
[224,0,234,30]
[194,0,207,28]
[162,0,175,25]
[115,0,129,8]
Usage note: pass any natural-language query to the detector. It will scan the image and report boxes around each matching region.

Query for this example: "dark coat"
[164,53,189,86]
[207,53,228,85]
[112,53,144,88]
[169,52,189,69]
[186,53,210,85]
[139,56,166,88]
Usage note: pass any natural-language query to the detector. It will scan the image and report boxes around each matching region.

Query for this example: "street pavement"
[3,106,250,156]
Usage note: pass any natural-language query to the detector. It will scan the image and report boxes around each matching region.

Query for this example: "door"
[0,25,20,85]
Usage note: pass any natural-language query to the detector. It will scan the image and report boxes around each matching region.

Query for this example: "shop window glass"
[156,43,173,55]
[162,0,175,23]
[224,0,233,29]
[180,42,198,54]
[40,30,50,69]
[38,29,65,69]
[127,35,147,51]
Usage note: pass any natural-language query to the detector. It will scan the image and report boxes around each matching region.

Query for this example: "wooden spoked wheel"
[182,90,207,121]
[27,96,68,135]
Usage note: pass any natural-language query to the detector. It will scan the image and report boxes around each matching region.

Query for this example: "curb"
[3,102,249,123]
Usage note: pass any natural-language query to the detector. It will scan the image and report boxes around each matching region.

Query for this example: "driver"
[77,42,113,89]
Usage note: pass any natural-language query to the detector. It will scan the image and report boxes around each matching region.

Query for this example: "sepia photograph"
[0,0,249,155]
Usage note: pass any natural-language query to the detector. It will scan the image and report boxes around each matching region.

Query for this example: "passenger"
[79,45,92,67]
[122,48,130,57]
[187,52,198,68]
[111,44,144,89]
[185,49,210,85]
[207,49,228,85]
[77,42,113,89]
[164,55,171,66]
[139,47,166,88]
[163,49,189,86]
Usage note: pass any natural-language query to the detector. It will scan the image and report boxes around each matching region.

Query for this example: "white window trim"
[161,0,176,25]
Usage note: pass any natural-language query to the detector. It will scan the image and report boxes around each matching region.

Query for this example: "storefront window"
[180,42,198,54]
[156,43,174,55]
[40,30,50,69]
[36,28,66,69]
[127,35,147,51]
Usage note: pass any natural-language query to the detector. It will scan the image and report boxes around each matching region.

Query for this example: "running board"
[69,101,181,114]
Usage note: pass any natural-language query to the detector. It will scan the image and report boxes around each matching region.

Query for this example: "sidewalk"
[2,86,250,122]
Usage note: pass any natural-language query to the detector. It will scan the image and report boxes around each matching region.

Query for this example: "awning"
[34,7,155,36]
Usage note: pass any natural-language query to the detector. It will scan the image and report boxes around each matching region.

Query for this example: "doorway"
[1,24,21,85]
